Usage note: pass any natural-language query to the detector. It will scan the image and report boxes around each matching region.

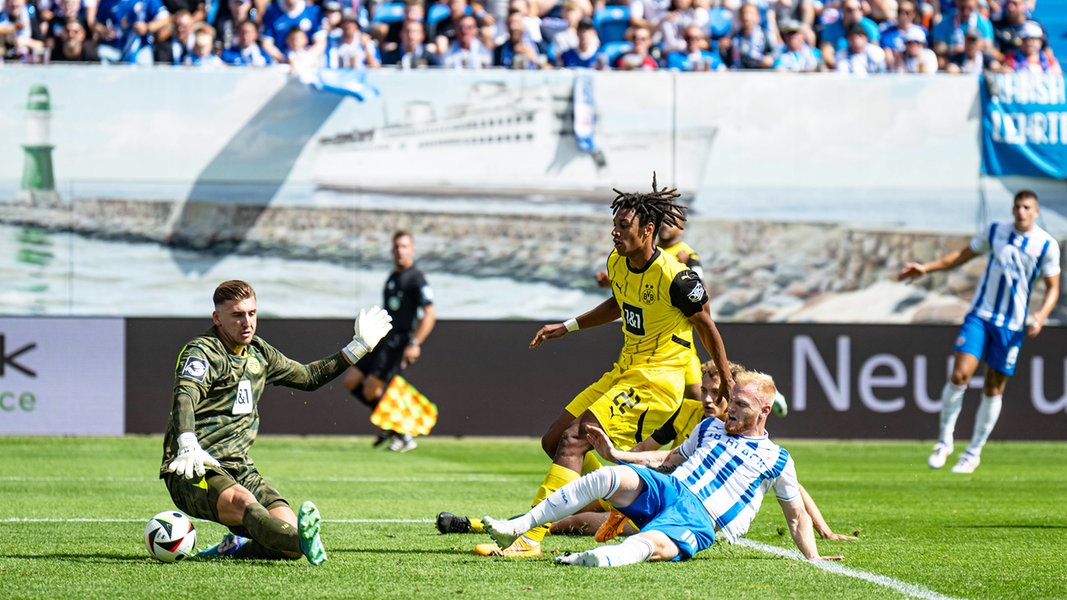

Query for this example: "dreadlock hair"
[610,172,688,239]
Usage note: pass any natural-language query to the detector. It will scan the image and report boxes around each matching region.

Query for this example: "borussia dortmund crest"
[641,283,656,305]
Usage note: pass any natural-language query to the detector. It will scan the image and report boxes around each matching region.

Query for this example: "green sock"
[241,503,300,555]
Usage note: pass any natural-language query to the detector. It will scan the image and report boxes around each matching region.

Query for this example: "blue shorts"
[618,465,717,560]
[954,312,1025,376]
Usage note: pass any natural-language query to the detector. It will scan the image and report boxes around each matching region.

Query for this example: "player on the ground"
[898,190,1060,473]
[469,173,733,558]
[159,279,392,564]
[481,369,845,566]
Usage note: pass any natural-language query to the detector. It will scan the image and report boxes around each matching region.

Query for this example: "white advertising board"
[0,318,125,435]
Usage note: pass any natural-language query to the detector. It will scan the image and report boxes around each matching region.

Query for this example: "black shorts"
[355,331,408,383]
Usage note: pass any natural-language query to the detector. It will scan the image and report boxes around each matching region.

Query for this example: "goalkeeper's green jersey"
[160,327,349,476]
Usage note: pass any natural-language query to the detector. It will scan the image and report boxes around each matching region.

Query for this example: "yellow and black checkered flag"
[370,376,438,436]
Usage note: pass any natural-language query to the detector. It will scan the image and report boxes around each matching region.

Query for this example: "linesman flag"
[370,376,438,436]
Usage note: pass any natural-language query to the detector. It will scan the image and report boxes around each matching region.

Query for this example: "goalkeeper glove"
[168,432,221,479]
[341,305,393,363]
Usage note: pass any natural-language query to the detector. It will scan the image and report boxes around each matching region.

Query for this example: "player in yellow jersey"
[471,174,734,558]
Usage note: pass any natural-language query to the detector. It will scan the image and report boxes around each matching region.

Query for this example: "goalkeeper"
[158,279,392,565]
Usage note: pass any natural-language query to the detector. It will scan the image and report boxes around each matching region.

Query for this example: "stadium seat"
[373,1,406,23]
[593,5,631,43]
[598,40,633,68]
[426,2,451,28]
[1034,0,1067,62]
[707,6,733,40]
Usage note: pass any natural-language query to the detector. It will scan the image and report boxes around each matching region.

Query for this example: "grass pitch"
[1,435,1064,599]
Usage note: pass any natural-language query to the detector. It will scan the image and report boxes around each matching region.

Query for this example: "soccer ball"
[144,511,197,563]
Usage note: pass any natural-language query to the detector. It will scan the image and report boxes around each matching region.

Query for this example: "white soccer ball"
[144,511,197,563]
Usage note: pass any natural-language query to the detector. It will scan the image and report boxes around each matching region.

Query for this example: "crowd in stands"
[0,0,1059,73]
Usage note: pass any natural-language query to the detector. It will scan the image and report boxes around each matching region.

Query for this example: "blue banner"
[980,73,1067,178]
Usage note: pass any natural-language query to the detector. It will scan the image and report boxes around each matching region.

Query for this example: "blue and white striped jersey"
[969,222,1061,332]
[674,418,800,543]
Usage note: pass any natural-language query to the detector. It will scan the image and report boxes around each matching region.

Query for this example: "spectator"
[770,0,815,46]
[664,23,723,70]
[126,0,172,64]
[724,2,777,69]
[1001,20,1061,73]
[658,0,708,55]
[494,8,546,67]
[381,18,440,67]
[153,8,194,64]
[818,0,879,69]
[441,13,492,67]
[629,0,669,36]
[945,25,990,72]
[50,16,98,60]
[220,17,271,64]
[185,22,224,65]
[375,0,422,55]
[891,23,937,72]
[879,0,926,65]
[835,20,886,73]
[774,17,823,71]
[547,0,584,57]
[931,0,993,70]
[496,0,541,46]
[0,0,45,61]
[327,10,380,67]
[557,14,598,67]
[260,0,326,63]
[614,23,658,69]
[92,0,128,61]
[43,0,91,50]
[209,0,250,50]
[285,24,324,73]
[432,0,474,45]
[992,0,1034,59]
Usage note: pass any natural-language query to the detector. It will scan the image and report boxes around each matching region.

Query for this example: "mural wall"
[1,67,1065,323]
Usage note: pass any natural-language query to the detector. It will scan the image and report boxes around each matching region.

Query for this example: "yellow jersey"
[604,248,707,371]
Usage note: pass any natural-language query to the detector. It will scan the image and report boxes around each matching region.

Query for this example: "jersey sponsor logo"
[180,356,208,382]
[233,380,254,415]
[641,283,656,305]
[688,280,706,303]
[622,302,645,336]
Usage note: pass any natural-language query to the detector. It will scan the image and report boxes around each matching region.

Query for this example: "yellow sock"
[469,517,484,533]
[523,463,580,544]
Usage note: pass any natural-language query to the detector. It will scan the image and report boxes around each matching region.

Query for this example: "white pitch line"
[736,539,961,600]
[0,515,963,599]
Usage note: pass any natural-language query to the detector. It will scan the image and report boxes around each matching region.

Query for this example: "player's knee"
[557,425,592,458]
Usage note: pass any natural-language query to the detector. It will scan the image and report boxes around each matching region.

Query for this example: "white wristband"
[564,318,579,332]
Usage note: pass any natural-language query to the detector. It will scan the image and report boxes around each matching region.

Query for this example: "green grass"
[1,436,1065,599]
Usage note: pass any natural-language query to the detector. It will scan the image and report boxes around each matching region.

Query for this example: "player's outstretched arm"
[799,484,858,541]
[167,432,221,479]
[898,247,978,282]
[689,305,732,402]
[529,298,621,349]
[779,496,844,561]
[342,306,393,363]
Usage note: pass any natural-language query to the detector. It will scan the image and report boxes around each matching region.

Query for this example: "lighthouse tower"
[17,85,60,205]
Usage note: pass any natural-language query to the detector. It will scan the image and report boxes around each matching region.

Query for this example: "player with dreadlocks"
[468,173,734,558]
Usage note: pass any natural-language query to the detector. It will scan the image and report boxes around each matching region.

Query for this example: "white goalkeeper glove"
[341,305,393,363]
[168,432,221,479]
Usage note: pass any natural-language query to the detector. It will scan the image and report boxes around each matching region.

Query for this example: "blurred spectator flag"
[980,72,1067,178]
[303,68,381,101]
[573,72,597,153]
